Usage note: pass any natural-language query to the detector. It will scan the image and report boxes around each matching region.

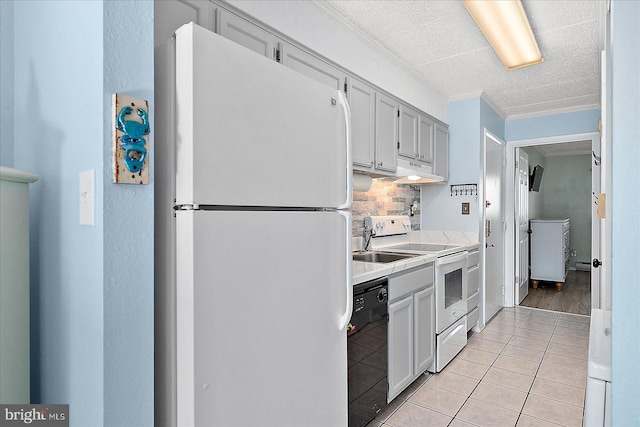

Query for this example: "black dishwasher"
[347,277,388,427]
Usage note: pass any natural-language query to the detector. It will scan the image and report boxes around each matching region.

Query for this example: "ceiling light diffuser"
[462,0,543,70]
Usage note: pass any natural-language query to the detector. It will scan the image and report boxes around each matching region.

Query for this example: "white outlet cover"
[80,169,95,225]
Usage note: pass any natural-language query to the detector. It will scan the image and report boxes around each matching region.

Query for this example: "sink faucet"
[363,224,376,251]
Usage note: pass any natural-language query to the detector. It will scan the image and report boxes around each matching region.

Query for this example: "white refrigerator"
[155,23,353,427]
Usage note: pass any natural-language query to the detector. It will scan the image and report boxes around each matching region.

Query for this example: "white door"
[176,209,350,426]
[515,149,530,304]
[175,24,350,209]
[591,136,602,309]
[484,132,505,321]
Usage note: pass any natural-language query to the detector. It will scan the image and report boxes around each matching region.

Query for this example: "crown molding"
[505,103,601,121]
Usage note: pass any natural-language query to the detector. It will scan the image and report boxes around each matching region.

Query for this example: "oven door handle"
[436,251,468,266]
[443,323,466,341]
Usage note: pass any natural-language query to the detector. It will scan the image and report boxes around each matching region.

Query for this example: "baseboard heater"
[575,261,591,271]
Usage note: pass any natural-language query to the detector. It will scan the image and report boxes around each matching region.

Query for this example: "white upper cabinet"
[282,44,345,91]
[399,104,436,168]
[418,114,435,165]
[219,9,280,60]
[347,76,376,169]
[398,104,419,160]
[434,122,449,181]
[156,0,449,181]
[375,92,399,174]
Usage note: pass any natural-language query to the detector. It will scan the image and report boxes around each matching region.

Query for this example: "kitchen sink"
[352,251,418,263]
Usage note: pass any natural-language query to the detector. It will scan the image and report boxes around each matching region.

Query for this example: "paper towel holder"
[353,173,373,192]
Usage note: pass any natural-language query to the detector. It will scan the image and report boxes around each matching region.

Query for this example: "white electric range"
[365,215,469,372]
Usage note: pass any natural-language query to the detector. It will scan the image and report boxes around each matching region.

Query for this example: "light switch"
[80,170,95,225]
[462,202,470,215]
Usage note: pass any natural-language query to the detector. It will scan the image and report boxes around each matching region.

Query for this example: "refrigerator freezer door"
[176,210,351,426]
[175,23,351,209]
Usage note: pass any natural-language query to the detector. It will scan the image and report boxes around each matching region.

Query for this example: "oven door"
[435,252,468,334]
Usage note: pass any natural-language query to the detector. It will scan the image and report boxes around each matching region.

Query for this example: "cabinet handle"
[378,162,383,167]
[371,161,375,166]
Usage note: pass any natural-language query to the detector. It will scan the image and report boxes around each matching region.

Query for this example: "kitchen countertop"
[353,253,438,285]
[352,240,480,286]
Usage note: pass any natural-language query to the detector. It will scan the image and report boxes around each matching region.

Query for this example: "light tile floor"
[369,307,590,427]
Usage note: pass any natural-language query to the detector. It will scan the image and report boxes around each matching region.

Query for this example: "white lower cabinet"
[388,264,435,402]
[388,296,414,401]
[413,286,435,376]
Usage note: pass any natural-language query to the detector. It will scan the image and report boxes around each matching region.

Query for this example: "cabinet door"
[282,44,344,90]
[434,122,449,181]
[413,286,435,376]
[375,93,398,173]
[398,104,418,160]
[347,76,375,169]
[219,10,279,60]
[418,114,435,164]
[388,296,413,402]
[155,0,217,45]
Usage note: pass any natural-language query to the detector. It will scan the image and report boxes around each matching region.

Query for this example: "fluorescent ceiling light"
[462,0,543,70]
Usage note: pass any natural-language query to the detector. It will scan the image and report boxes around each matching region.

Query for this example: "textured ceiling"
[316,0,602,119]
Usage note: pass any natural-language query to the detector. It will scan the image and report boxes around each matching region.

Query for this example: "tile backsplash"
[351,178,421,237]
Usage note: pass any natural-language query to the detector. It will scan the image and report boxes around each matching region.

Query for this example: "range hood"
[394,158,444,184]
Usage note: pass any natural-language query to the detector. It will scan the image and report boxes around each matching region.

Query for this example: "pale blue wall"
[422,96,505,233]
[13,2,105,424]
[0,0,14,167]
[422,97,483,232]
[542,155,592,267]
[480,98,505,141]
[610,1,640,424]
[11,1,154,425]
[102,1,154,425]
[505,108,600,141]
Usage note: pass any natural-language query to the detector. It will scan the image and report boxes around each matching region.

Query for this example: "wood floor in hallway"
[520,270,591,315]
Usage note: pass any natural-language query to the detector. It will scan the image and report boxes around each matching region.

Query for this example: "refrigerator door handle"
[338,210,353,331]
[337,91,353,210]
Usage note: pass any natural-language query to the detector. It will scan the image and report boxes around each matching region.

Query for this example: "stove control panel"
[365,215,412,237]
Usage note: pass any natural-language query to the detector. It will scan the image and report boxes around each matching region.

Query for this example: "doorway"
[505,132,601,316]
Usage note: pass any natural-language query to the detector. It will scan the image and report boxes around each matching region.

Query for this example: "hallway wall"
[10,1,154,425]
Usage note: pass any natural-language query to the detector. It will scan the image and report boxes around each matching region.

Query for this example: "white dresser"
[0,167,38,403]
[530,219,570,291]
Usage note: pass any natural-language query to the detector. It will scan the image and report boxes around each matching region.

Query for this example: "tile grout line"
[444,308,535,426]
[511,308,556,426]
[379,307,588,427]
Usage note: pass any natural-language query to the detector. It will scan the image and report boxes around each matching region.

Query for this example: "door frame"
[480,129,506,326]
[504,131,600,307]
